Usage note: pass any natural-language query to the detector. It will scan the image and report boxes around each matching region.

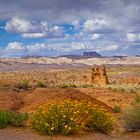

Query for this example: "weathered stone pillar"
[101,65,109,84]
[91,65,109,85]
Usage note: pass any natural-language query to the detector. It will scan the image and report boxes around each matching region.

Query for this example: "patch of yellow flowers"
[30,100,114,136]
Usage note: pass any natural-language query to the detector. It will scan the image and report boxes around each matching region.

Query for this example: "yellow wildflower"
[51,127,54,131]
[68,127,71,130]
[64,125,68,128]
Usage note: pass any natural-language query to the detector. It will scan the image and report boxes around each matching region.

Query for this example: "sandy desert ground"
[0,56,140,140]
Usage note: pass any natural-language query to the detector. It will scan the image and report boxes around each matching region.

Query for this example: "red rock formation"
[91,65,109,85]
[101,65,109,84]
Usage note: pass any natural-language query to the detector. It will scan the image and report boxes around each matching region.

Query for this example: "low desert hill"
[1,56,140,65]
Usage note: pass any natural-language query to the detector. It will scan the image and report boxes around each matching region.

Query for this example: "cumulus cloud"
[5,42,24,51]
[83,19,117,33]
[5,17,32,33]
[5,16,65,38]
[4,41,26,56]
[3,41,48,56]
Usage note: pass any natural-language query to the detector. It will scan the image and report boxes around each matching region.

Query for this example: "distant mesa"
[21,51,102,59]
[83,51,101,57]
[59,51,102,59]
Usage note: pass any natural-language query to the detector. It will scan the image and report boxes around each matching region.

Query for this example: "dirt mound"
[20,88,112,113]
[78,88,136,109]
[0,92,23,111]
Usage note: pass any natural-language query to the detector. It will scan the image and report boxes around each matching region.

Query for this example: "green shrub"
[0,111,13,128]
[113,105,121,113]
[134,95,140,104]
[30,100,114,136]
[68,84,77,88]
[36,81,46,88]
[0,111,28,128]
[79,84,94,88]
[11,112,28,127]
[124,96,140,131]
[57,84,76,88]
[15,80,29,89]
[123,106,140,131]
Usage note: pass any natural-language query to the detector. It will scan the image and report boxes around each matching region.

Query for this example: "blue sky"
[0,0,140,57]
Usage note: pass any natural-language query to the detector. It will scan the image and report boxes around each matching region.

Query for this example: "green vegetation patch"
[15,80,29,90]
[30,100,114,136]
[0,111,28,128]
[123,96,140,131]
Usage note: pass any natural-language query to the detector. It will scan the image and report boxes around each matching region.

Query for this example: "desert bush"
[123,97,140,131]
[15,80,29,89]
[0,111,28,128]
[30,100,114,136]
[79,84,94,88]
[10,112,28,127]
[57,84,69,88]
[134,95,140,104]
[57,83,77,88]
[36,81,46,88]
[113,105,121,113]
[68,84,77,88]
[0,111,13,128]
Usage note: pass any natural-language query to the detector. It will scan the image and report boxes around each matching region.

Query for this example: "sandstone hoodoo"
[91,65,109,85]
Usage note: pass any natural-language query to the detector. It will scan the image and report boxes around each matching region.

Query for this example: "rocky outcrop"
[91,65,109,85]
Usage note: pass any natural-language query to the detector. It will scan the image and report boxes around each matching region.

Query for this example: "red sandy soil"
[0,87,139,140]
[0,87,136,112]
[0,88,112,112]
[20,88,114,113]
[0,127,140,140]
[78,88,137,109]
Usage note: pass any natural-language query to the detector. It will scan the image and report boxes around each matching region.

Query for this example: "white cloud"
[22,32,46,38]
[5,16,65,38]
[91,34,102,40]
[72,20,81,30]
[127,33,140,42]
[84,19,107,32]
[50,26,64,37]
[6,42,24,51]
[96,44,119,52]
[26,43,47,53]
[71,42,88,50]
[4,41,48,56]
[4,41,26,56]
[83,19,116,33]
[5,17,32,33]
